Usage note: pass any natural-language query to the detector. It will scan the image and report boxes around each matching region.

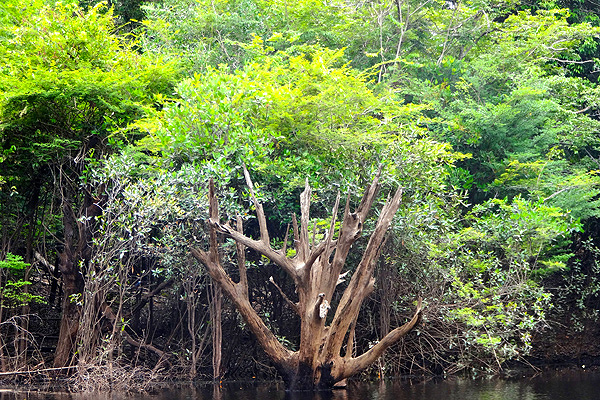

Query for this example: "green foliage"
[127,4,591,373]
[519,0,600,81]
[0,253,44,308]
[75,149,214,363]
[80,0,146,29]
[0,0,595,379]
[133,46,460,226]
[137,0,490,74]
[402,7,600,220]
[403,196,578,373]
[88,148,211,277]
[0,253,28,272]
[555,236,600,327]
[139,0,268,71]
[493,158,600,220]
[0,0,176,145]
[466,196,580,270]
[0,0,177,259]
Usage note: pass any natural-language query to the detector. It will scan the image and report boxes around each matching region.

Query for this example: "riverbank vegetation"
[1,0,600,390]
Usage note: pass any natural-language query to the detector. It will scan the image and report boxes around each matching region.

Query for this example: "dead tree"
[191,169,422,390]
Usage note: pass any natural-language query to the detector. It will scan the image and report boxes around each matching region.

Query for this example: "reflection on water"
[2,370,600,400]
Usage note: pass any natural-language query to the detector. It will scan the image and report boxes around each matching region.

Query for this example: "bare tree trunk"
[377,255,393,379]
[0,266,6,372]
[191,168,422,390]
[184,266,202,379]
[54,269,84,368]
[209,282,222,380]
[53,192,84,368]
[0,341,6,373]
[16,189,40,370]
[186,281,198,379]
[54,181,103,369]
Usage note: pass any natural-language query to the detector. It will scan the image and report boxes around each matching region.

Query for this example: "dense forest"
[1,0,600,390]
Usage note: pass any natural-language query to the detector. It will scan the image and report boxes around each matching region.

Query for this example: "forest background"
[1,0,600,388]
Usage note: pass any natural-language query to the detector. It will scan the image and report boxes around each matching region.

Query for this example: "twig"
[268,276,299,314]
[0,366,77,376]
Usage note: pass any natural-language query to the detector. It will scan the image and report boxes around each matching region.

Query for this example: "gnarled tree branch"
[339,298,422,379]
[190,170,422,390]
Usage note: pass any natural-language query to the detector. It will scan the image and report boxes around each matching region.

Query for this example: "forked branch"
[191,170,422,389]
[191,179,293,366]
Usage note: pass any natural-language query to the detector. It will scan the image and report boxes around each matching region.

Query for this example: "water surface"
[2,370,599,400]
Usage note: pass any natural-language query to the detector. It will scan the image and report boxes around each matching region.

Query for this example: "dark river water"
[2,370,600,400]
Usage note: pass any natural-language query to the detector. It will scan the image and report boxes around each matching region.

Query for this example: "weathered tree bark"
[209,281,222,380]
[54,183,103,368]
[191,168,422,390]
[0,264,6,372]
[53,191,85,369]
